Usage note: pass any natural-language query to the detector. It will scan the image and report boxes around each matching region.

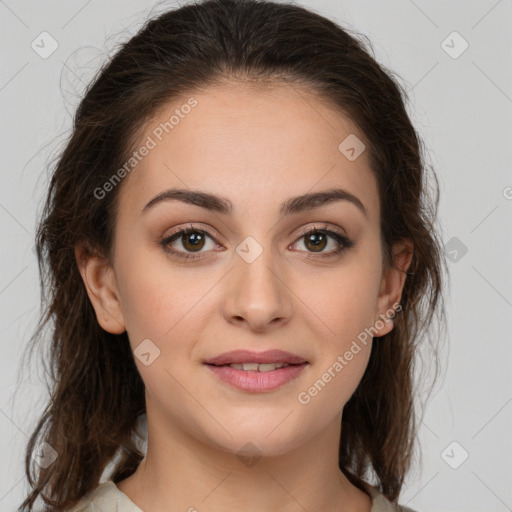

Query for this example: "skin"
[76,81,413,512]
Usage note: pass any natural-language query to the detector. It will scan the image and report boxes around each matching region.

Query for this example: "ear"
[75,242,126,334]
[372,239,413,337]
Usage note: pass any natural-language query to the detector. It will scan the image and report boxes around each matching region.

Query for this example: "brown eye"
[161,227,219,260]
[292,227,354,257]
[303,231,328,252]
[180,230,207,252]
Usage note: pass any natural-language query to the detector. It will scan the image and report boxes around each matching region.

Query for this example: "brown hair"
[19,0,447,509]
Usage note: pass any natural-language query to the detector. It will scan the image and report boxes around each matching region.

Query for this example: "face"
[79,81,410,458]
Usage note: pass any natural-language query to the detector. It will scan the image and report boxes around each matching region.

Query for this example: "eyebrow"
[142,187,368,219]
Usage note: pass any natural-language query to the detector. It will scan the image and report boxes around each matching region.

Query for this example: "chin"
[204,423,310,460]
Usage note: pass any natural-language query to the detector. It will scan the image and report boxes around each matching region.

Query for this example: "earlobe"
[74,243,126,334]
[373,239,413,337]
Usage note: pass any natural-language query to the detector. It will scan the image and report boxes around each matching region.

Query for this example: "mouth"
[203,349,309,392]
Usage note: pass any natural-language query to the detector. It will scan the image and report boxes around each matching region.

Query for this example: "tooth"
[258,363,278,372]
[242,363,259,371]
[227,362,291,371]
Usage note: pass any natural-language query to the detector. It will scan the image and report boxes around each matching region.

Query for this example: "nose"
[223,246,293,332]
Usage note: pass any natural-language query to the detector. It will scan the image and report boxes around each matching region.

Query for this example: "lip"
[204,363,308,393]
[203,349,308,366]
[203,349,309,393]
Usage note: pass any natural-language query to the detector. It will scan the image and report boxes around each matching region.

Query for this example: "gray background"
[1,1,511,511]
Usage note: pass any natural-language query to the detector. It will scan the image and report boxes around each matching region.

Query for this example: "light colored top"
[68,479,417,512]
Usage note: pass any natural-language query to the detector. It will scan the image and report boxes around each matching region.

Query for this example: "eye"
[160,225,220,261]
[291,224,354,258]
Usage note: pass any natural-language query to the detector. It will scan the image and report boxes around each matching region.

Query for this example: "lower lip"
[204,363,308,392]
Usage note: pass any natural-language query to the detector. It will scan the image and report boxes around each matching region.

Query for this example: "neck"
[116,407,372,512]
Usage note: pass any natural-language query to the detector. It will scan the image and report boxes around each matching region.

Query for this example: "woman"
[20,0,447,510]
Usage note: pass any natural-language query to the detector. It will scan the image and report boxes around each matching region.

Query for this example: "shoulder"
[359,480,418,512]
[67,481,118,512]
[68,478,417,512]
[67,480,142,512]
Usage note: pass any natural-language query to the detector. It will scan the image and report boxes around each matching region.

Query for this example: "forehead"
[117,81,380,225]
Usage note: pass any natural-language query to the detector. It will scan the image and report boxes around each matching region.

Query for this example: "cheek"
[293,256,379,404]
[115,251,210,393]
[115,243,207,339]
[297,259,381,345]
[296,280,375,416]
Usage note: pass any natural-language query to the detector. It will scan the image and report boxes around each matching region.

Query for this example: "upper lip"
[204,349,308,366]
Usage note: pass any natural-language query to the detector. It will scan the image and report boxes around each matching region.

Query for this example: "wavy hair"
[19,0,447,509]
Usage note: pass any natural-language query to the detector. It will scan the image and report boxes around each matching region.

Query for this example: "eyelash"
[159,223,354,262]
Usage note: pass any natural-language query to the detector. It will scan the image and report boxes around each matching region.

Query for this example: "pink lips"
[203,349,309,393]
